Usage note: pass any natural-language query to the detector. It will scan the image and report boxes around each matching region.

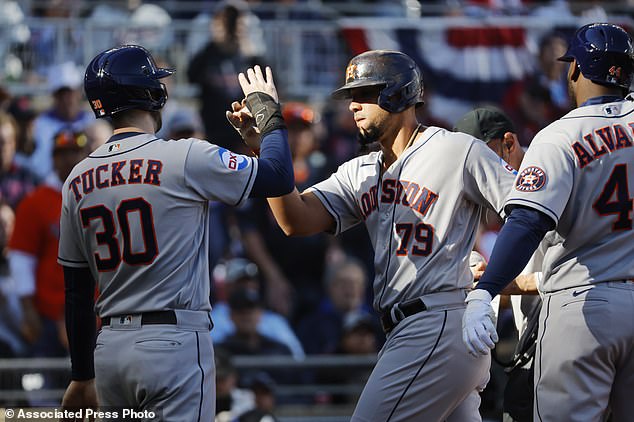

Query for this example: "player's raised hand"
[238,65,279,103]
[234,65,286,140]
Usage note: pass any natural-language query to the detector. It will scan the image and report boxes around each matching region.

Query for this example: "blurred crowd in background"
[0,0,632,420]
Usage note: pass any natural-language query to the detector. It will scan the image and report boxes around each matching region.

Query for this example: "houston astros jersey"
[506,98,634,293]
[58,133,257,317]
[308,126,516,312]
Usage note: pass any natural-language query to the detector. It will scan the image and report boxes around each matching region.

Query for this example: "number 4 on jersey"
[593,164,633,231]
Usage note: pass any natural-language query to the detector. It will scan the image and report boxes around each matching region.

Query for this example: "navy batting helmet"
[331,50,424,113]
[559,23,634,90]
[84,45,174,118]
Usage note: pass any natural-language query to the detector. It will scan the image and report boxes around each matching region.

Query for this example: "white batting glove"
[462,289,498,357]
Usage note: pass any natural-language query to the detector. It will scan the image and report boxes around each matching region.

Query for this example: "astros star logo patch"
[346,63,358,83]
[515,166,546,192]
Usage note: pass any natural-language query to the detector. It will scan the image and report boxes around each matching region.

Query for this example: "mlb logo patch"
[515,166,546,192]
[108,143,121,152]
[119,315,132,325]
[603,105,618,116]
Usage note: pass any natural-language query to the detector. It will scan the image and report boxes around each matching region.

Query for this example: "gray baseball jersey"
[505,98,634,422]
[309,126,516,421]
[310,126,516,312]
[58,133,257,317]
[58,133,257,420]
[505,99,634,292]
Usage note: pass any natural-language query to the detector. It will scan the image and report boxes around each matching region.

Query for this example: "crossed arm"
[471,260,539,295]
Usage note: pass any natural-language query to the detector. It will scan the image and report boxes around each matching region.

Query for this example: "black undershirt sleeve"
[64,266,97,381]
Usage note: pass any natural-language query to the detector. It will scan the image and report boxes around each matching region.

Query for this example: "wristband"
[245,92,286,136]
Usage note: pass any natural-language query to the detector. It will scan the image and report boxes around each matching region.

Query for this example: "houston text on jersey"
[358,178,439,220]
[68,159,163,201]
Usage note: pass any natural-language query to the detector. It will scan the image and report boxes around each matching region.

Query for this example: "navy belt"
[101,310,177,326]
[380,298,427,333]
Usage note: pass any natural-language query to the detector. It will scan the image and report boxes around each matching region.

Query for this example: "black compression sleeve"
[64,266,97,381]
[250,128,294,197]
[475,206,555,298]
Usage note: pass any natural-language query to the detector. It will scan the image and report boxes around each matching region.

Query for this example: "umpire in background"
[455,106,542,422]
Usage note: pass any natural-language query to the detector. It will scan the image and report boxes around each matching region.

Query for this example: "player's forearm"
[499,273,539,295]
[64,266,97,381]
[267,189,310,235]
[476,206,553,298]
[250,129,294,197]
[267,190,333,236]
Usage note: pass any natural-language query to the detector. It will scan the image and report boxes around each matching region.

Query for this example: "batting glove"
[462,289,498,357]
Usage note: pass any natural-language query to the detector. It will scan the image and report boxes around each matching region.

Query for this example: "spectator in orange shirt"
[9,129,88,357]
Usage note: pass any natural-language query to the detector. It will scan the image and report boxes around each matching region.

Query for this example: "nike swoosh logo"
[572,287,592,297]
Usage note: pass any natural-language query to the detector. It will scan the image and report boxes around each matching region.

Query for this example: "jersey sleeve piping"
[505,198,559,225]
[57,256,90,268]
[234,156,257,207]
[310,186,341,235]
[460,139,475,206]
[560,107,634,120]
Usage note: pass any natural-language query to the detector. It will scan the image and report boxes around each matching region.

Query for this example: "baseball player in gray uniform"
[462,23,634,422]
[231,50,517,421]
[58,45,293,420]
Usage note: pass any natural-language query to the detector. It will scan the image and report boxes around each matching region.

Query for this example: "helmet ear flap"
[100,74,118,94]
[378,82,399,113]
[378,77,423,113]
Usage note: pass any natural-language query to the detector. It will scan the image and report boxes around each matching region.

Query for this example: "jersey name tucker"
[68,159,163,201]
[572,122,634,168]
[359,178,439,220]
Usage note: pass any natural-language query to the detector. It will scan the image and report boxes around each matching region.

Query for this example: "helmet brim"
[557,54,574,63]
[331,80,386,100]
[155,68,175,79]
